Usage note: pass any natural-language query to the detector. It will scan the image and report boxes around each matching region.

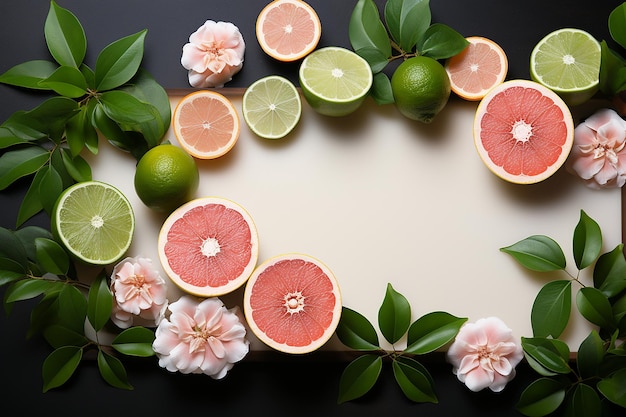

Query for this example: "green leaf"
[60,148,92,183]
[417,23,469,60]
[500,235,566,272]
[405,311,467,354]
[38,65,87,98]
[609,3,626,50]
[593,244,626,298]
[337,354,383,404]
[599,42,626,96]
[576,287,617,330]
[27,292,61,338]
[42,346,83,392]
[532,280,572,338]
[0,227,29,268]
[91,102,135,152]
[95,29,147,91]
[392,356,438,403]
[335,306,380,350]
[44,1,86,67]
[573,210,602,270]
[99,90,156,124]
[119,68,171,146]
[349,0,392,59]
[565,383,602,417]
[384,0,431,53]
[355,46,390,74]
[0,60,58,89]
[4,278,61,303]
[35,238,69,276]
[112,327,156,357]
[57,284,87,333]
[0,126,29,150]
[0,258,26,286]
[14,226,52,262]
[378,283,411,344]
[597,368,626,407]
[43,324,88,348]
[98,350,133,390]
[2,112,48,142]
[370,72,395,105]
[66,102,99,157]
[87,271,113,332]
[23,96,79,139]
[516,378,567,417]
[577,330,605,380]
[37,164,64,215]
[522,337,572,375]
[16,169,45,228]
[0,146,49,191]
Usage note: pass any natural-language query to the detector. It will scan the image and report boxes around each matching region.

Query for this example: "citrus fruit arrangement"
[2,3,626,414]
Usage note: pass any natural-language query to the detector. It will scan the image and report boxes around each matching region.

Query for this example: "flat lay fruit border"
[0,1,626,416]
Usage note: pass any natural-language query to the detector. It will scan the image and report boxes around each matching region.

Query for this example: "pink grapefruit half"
[243,253,342,354]
[473,79,574,184]
[158,197,259,297]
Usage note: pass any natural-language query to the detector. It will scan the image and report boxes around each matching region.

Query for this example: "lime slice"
[530,28,601,106]
[52,181,135,265]
[298,46,373,117]
[242,75,302,139]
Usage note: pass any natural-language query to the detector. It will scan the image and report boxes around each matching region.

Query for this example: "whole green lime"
[391,56,451,123]
[134,144,199,213]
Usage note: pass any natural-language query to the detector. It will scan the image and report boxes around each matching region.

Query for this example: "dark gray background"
[0,0,622,415]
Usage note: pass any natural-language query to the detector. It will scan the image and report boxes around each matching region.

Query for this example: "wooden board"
[86,90,623,352]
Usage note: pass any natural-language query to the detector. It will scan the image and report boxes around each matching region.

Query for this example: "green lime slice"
[242,75,302,139]
[530,28,601,106]
[52,181,135,265]
[298,46,373,117]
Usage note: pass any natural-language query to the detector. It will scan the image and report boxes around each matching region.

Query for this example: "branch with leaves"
[335,283,467,403]
[0,1,170,228]
[501,210,626,416]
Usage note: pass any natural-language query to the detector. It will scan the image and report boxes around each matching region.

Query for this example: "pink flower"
[152,295,249,379]
[110,257,168,329]
[447,317,523,392]
[568,108,626,189]
[181,20,245,88]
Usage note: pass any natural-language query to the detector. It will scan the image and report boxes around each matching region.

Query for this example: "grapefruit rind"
[256,0,322,62]
[172,90,241,160]
[157,197,259,297]
[445,36,508,101]
[473,79,574,185]
[243,253,342,354]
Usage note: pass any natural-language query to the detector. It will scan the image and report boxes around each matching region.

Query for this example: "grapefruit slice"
[243,253,342,354]
[445,36,508,101]
[158,197,259,297]
[473,79,574,184]
[256,0,321,62]
[172,90,240,159]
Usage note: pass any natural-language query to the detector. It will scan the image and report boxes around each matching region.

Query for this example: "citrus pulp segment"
[52,181,135,265]
[242,75,302,139]
[158,197,259,297]
[473,79,574,184]
[243,253,342,354]
[530,28,601,106]
[445,36,508,101]
[256,0,321,62]
[298,46,373,117]
[172,90,241,159]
